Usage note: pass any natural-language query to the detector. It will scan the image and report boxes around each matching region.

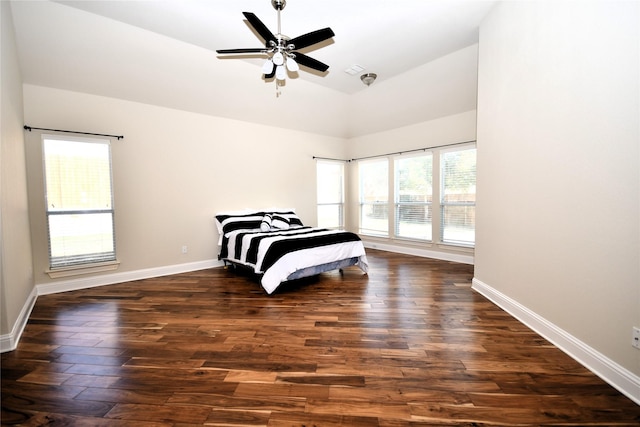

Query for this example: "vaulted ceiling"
[9,0,496,138]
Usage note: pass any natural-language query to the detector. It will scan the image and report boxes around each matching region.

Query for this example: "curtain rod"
[313,140,476,163]
[349,140,476,162]
[24,125,124,140]
[312,156,351,162]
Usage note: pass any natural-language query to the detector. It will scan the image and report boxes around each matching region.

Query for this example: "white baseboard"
[472,277,640,406]
[362,239,474,265]
[0,286,38,353]
[0,259,223,353]
[37,259,223,295]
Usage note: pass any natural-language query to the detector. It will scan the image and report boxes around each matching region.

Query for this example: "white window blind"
[316,160,344,229]
[43,135,116,268]
[359,158,389,236]
[395,154,433,241]
[441,147,476,246]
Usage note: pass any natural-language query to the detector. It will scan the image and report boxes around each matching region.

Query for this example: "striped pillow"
[215,212,265,235]
[270,214,290,230]
[271,211,304,228]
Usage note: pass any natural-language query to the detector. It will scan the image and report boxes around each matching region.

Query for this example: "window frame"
[394,152,434,242]
[42,134,117,271]
[358,158,390,237]
[439,145,477,247]
[316,159,345,229]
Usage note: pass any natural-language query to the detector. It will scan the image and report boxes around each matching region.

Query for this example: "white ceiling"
[56,0,496,94]
[9,0,497,137]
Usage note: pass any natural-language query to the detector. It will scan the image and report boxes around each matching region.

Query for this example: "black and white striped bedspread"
[221,227,368,293]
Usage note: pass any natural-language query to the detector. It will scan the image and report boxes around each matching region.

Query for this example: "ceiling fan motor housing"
[271,0,286,11]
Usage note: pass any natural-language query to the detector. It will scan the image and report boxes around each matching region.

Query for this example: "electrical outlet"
[632,327,640,350]
[181,245,188,254]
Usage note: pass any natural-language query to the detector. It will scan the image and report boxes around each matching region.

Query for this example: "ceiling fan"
[216,0,335,82]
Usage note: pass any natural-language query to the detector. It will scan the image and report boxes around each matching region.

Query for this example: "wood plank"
[1,411,173,427]
[268,411,380,427]
[105,403,211,424]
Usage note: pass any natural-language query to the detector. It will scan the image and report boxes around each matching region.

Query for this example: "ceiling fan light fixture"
[275,64,287,81]
[361,73,377,86]
[286,56,299,72]
[217,0,335,95]
[272,51,285,66]
[262,59,275,74]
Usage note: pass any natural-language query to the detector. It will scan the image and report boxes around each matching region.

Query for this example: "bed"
[216,210,368,294]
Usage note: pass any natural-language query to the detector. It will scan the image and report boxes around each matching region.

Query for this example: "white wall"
[347,110,477,160]
[475,0,640,390]
[0,1,35,344]
[23,85,347,286]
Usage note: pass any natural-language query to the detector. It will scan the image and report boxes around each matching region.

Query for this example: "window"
[356,143,476,248]
[43,135,116,268]
[359,158,388,236]
[441,147,476,246]
[395,154,433,241]
[316,160,344,229]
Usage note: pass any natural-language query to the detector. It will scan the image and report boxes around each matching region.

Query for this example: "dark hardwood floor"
[2,249,639,426]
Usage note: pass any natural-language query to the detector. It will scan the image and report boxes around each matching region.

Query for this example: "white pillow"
[260,214,272,232]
